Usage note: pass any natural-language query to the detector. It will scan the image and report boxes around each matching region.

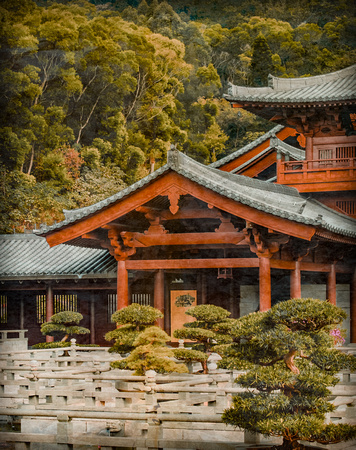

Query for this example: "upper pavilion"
[223,65,356,217]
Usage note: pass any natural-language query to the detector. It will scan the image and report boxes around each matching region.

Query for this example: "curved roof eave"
[0,233,117,278]
[225,64,356,104]
[36,148,356,242]
[37,163,172,234]
[209,125,284,168]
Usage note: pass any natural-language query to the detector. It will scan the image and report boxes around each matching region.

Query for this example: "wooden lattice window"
[336,200,356,216]
[335,145,356,159]
[107,293,152,323]
[108,294,117,323]
[54,294,78,314]
[36,294,78,323]
[36,295,46,324]
[132,293,151,306]
[0,295,7,324]
[318,148,333,166]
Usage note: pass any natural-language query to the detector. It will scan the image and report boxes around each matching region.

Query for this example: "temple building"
[1,65,355,347]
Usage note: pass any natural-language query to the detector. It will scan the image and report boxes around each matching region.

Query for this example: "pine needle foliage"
[40,311,90,342]
[173,304,234,373]
[105,303,164,354]
[110,326,189,375]
[220,298,356,450]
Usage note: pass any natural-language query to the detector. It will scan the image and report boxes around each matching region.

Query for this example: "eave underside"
[42,192,355,275]
[228,102,356,136]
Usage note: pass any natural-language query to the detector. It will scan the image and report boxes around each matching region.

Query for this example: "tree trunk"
[27,144,35,175]
[281,438,304,450]
[202,359,209,374]
[283,349,299,374]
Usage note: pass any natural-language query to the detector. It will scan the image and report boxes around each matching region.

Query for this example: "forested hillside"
[1,0,355,233]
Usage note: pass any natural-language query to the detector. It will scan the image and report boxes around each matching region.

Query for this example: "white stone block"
[21,417,57,434]
[301,284,326,300]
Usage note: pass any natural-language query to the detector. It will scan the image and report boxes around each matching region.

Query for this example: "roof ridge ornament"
[167,143,179,169]
[270,134,278,147]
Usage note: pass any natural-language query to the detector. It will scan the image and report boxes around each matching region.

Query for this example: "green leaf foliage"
[173,304,234,373]
[220,298,356,448]
[185,304,231,323]
[106,303,164,354]
[111,326,189,375]
[111,303,163,328]
[1,0,355,231]
[31,342,99,349]
[40,311,90,342]
[173,348,208,364]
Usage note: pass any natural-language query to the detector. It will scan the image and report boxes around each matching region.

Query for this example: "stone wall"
[239,285,259,316]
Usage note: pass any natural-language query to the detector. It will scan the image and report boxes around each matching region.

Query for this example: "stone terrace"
[0,340,355,450]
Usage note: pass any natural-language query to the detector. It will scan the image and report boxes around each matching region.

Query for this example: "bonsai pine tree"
[40,311,90,342]
[173,304,233,374]
[111,326,189,375]
[220,298,356,450]
[105,303,164,354]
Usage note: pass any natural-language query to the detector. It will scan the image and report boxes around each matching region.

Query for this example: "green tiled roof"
[210,125,286,168]
[224,65,356,104]
[37,147,356,240]
[0,234,116,280]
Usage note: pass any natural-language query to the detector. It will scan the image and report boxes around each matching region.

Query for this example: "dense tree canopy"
[1,0,355,232]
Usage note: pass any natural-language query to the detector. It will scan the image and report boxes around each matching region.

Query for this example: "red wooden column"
[259,256,271,312]
[290,260,301,299]
[90,294,96,344]
[46,283,54,343]
[327,263,336,305]
[154,269,165,329]
[201,272,207,304]
[305,136,313,160]
[117,260,129,310]
[351,269,356,343]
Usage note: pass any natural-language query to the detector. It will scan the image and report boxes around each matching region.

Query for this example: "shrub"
[111,326,188,375]
[40,311,90,342]
[220,298,356,450]
[172,304,234,373]
[31,342,99,349]
[105,303,164,354]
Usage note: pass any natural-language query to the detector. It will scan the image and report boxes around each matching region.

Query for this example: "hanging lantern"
[218,248,233,279]
[217,268,233,279]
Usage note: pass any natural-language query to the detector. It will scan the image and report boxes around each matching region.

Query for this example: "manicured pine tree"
[40,311,90,342]
[220,298,356,450]
[111,326,189,375]
[173,304,233,374]
[105,303,164,354]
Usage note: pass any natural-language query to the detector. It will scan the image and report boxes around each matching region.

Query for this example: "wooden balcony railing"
[277,158,356,192]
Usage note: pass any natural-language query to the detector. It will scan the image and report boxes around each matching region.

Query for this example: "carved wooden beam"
[136,205,223,221]
[102,225,136,261]
[121,211,243,248]
[161,185,187,214]
[121,230,246,247]
[243,223,289,258]
[290,239,318,261]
